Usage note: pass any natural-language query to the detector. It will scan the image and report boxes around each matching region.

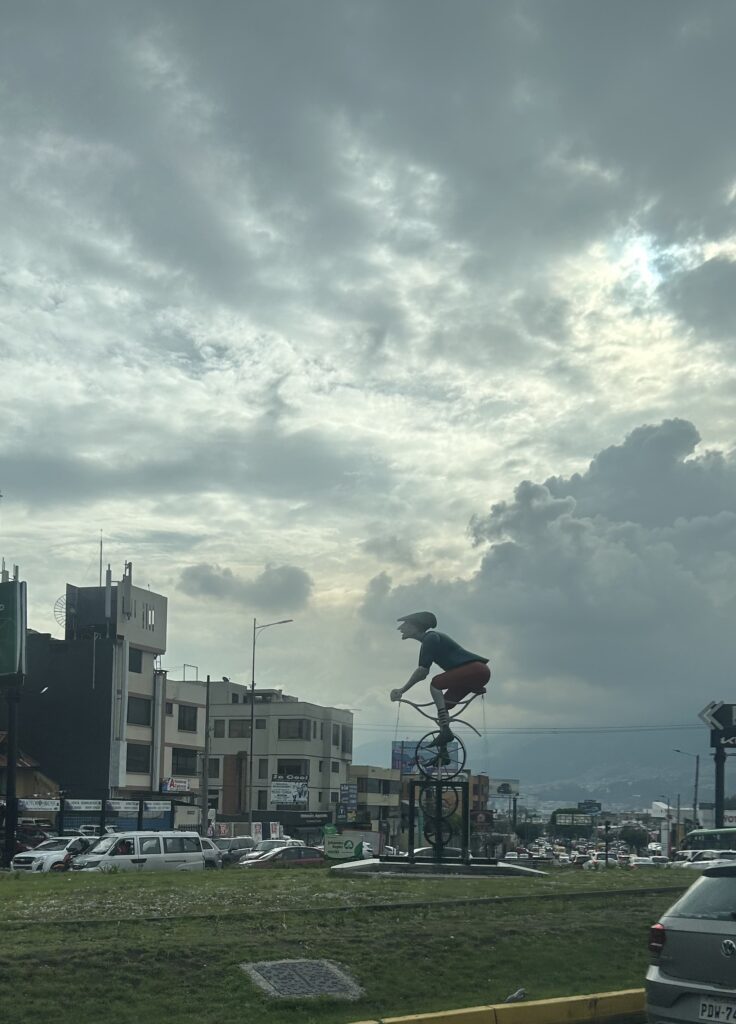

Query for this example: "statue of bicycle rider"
[390,612,490,752]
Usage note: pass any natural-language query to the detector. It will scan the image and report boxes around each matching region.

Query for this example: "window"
[208,758,220,779]
[319,760,324,771]
[330,791,339,802]
[257,790,267,810]
[171,747,198,775]
[258,758,268,779]
[165,701,173,716]
[312,721,316,738]
[278,719,310,740]
[331,761,339,773]
[126,743,151,774]
[341,725,353,755]
[139,836,161,855]
[229,719,251,738]
[318,792,323,801]
[213,720,225,738]
[147,607,155,629]
[332,724,340,746]
[163,836,201,853]
[178,705,197,732]
[255,718,266,730]
[128,648,143,673]
[277,759,308,776]
[231,693,239,703]
[127,696,151,727]
[320,722,324,740]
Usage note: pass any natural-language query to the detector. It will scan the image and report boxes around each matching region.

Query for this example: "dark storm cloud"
[5,0,735,351]
[660,257,736,343]
[0,417,392,509]
[361,420,736,723]
[178,562,313,612]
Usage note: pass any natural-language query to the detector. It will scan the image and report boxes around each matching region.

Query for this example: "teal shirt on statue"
[417,630,488,671]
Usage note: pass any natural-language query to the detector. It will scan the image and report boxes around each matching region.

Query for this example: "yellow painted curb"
[349,987,645,1024]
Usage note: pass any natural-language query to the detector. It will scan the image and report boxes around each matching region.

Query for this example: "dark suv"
[213,835,257,866]
[646,864,736,1024]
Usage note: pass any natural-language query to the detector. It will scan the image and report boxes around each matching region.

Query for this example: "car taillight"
[649,923,666,954]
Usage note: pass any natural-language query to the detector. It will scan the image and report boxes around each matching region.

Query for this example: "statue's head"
[397,611,437,639]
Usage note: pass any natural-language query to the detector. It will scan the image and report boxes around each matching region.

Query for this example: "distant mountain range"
[353,724,715,811]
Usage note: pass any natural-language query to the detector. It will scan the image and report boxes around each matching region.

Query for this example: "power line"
[353,722,702,735]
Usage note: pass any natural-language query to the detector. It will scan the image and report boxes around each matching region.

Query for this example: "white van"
[72,831,205,872]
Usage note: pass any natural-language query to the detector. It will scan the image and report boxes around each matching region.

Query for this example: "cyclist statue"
[390,611,490,754]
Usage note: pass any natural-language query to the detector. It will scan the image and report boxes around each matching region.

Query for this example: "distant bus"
[681,827,736,851]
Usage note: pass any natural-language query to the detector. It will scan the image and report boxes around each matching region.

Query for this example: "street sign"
[714,734,736,748]
[700,702,736,730]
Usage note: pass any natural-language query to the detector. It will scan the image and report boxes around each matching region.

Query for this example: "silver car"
[646,864,736,1024]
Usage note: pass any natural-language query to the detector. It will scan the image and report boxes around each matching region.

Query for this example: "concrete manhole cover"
[240,958,364,1000]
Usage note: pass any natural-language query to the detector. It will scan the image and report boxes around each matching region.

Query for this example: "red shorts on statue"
[431,661,491,709]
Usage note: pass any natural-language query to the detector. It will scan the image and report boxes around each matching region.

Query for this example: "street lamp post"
[674,749,700,828]
[247,618,293,834]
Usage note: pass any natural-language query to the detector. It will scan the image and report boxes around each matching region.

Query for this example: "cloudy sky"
[2,1,736,786]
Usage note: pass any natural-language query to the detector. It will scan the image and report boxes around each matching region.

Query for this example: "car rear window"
[666,873,736,921]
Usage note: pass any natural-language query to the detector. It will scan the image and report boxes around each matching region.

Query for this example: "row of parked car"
[7,829,331,873]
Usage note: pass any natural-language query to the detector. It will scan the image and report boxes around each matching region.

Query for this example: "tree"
[619,825,649,853]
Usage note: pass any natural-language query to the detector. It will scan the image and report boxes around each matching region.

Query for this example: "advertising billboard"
[270,774,310,807]
[487,778,520,798]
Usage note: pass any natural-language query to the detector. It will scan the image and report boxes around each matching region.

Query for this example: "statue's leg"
[429,684,454,745]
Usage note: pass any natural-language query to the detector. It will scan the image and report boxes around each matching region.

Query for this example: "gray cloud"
[361,533,417,567]
[660,257,736,343]
[361,420,736,727]
[178,562,313,612]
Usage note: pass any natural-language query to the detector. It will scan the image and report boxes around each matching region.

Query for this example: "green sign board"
[0,580,27,681]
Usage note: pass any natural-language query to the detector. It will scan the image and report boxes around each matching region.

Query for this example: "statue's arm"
[390,665,429,701]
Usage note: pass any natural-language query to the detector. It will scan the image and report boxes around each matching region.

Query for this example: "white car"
[11,835,95,872]
[200,837,223,869]
[672,850,736,870]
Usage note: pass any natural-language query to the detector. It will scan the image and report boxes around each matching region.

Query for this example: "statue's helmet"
[397,611,437,632]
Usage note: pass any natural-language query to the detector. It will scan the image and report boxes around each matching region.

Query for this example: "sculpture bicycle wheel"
[419,782,460,821]
[415,732,466,780]
[423,818,454,848]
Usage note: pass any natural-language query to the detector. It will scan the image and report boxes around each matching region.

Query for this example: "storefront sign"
[106,800,139,812]
[144,801,171,812]
[18,798,60,811]
[65,799,102,811]
[162,777,190,793]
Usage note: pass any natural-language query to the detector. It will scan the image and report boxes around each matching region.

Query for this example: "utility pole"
[200,675,210,834]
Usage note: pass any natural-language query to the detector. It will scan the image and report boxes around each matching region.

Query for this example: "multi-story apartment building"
[347,764,400,843]
[3,563,172,800]
[203,678,353,820]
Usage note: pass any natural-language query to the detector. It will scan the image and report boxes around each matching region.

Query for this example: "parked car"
[72,831,205,872]
[239,846,326,869]
[11,835,95,872]
[15,825,52,848]
[646,863,736,1024]
[629,856,655,868]
[213,835,257,866]
[673,850,736,870]
[239,838,305,863]
[200,837,223,869]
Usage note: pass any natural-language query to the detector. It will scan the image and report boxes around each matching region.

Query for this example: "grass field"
[0,866,687,1024]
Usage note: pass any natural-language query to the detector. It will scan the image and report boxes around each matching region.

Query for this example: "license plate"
[699,1002,736,1021]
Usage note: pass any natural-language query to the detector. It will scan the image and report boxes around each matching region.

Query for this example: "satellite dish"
[53,595,67,628]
